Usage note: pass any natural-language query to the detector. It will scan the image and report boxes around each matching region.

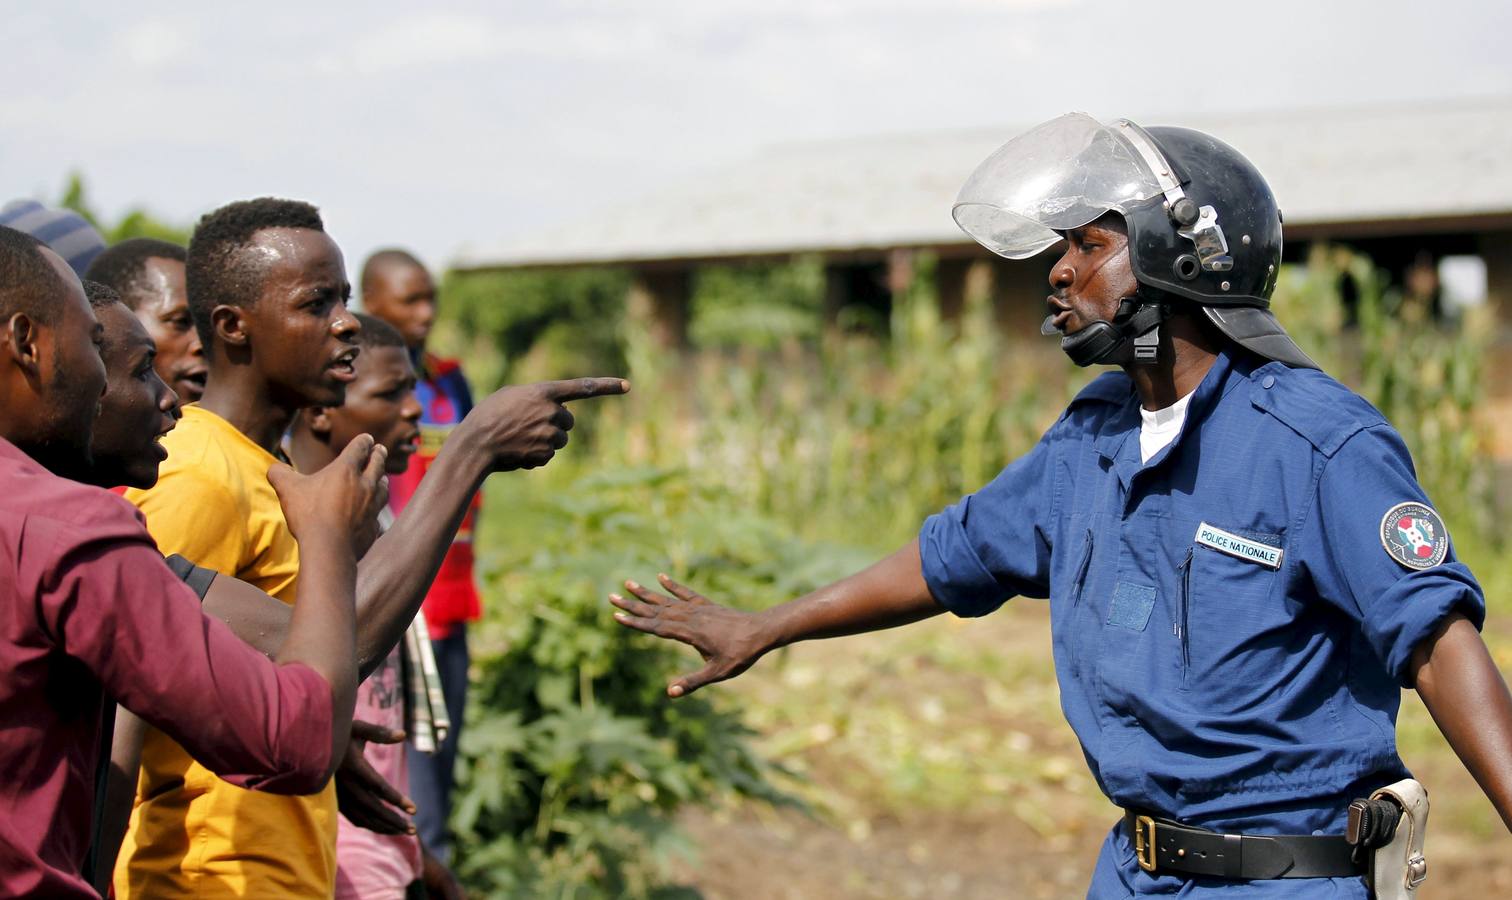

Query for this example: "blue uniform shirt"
[920,349,1485,838]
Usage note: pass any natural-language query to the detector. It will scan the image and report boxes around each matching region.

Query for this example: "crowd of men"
[0,198,626,898]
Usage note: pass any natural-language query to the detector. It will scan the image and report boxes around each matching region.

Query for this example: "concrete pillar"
[1478,230,1512,336]
[627,268,690,349]
[823,263,849,333]
[936,256,996,323]
[935,257,970,322]
[1475,231,1512,489]
[886,248,916,296]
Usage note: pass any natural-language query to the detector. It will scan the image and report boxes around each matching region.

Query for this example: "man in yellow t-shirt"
[116,198,362,898]
[114,198,632,898]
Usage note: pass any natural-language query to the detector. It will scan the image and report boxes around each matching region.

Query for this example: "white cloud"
[113,20,196,70]
[343,12,502,74]
[4,0,1509,272]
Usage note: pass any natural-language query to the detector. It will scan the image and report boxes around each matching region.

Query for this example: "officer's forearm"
[757,538,944,652]
[353,425,489,668]
[1411,612,1512,832]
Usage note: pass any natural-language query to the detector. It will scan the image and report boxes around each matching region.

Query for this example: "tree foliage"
[57,172,190,246]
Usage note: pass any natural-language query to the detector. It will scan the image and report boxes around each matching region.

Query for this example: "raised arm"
[52,439,384,798]
[611,538,942,697]
[264,434,389,776]
[194,377,627,678]
[349,376,628,668]
[1410,612,1512,832]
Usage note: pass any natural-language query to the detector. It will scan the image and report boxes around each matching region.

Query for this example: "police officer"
[609,114,1512,897]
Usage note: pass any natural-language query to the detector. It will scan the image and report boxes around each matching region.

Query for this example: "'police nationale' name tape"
[1194,522,1283,569]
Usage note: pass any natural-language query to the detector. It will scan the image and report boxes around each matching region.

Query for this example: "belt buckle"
[1134,815,1158,872]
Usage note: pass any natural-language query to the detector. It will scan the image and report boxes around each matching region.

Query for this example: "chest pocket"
[1048,526,1097,681]
[1177,523,1286,693]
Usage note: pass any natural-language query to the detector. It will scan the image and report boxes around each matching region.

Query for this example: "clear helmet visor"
[952,113,1167,259]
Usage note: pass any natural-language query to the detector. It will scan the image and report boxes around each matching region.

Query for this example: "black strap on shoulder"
[1124,809,1361,879]
[164,553,217,601]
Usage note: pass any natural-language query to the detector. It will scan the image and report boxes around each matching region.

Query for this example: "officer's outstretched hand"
[611,574,767,697]
[465,377,629,471]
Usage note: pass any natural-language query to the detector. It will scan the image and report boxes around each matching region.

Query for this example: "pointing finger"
[540,377,630,403]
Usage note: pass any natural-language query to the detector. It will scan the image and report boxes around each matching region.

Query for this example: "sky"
[4,0,1511,275]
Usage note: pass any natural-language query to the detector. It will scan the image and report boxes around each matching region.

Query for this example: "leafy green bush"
[455,467,876,897]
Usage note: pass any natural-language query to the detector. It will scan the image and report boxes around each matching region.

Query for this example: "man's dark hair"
[360,248,426,298]
[83,280,122,310]
[84,238,186,311]
[0,225,66,324]
[185,198,324,346]
[352,312,406,351]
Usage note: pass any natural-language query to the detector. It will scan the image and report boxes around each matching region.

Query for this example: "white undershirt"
[1139,391,1194,463]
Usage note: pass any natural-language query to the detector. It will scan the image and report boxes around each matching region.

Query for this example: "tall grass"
[583,256,1078,548]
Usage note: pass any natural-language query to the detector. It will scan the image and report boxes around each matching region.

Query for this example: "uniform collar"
[1095,348,1248,487]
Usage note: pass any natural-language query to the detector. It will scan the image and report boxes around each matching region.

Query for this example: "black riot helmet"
[953,113,1318,369]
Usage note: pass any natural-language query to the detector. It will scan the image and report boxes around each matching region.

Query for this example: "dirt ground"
[669,603,1512,899]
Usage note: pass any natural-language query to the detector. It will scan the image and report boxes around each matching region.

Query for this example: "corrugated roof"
[455,98,1512,270]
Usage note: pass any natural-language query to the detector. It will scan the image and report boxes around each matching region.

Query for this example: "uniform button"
[1262,375,1275,389]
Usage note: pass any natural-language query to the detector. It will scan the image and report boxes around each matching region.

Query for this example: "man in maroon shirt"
[0,225,387,897]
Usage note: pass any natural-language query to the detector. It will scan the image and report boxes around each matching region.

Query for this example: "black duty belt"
[1123,809,1362,880]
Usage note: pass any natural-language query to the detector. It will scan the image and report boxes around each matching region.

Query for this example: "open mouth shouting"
[151,421,174,461]
[326,346,361,383]
[176,366,208,401]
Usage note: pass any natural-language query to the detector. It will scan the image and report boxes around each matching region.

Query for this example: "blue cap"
[0,199,106,277]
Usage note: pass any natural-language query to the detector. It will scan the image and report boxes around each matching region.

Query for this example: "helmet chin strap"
[1046,292,1170,368]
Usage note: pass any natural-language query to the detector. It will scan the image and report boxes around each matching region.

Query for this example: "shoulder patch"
[1249,364,1386,456]
[1069,371,1134,408]
[1380,502,1449,570]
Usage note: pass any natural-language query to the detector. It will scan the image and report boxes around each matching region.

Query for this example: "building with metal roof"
[456,97,1512,347]
[460,98,1512,268]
